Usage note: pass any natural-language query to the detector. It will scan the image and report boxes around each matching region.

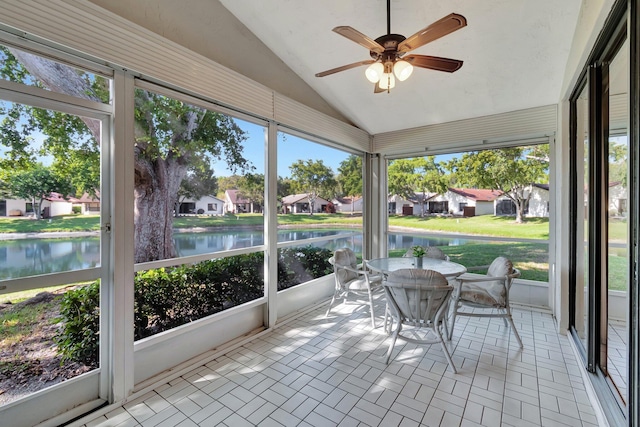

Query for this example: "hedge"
[55,246,333,366]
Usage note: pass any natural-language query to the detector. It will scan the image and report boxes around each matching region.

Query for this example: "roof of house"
[225,189,249,204]
[533,183,550,191]
[44,192,84,203]
[333,196,361,205]
[282,193,332,204]
[448,188,503,202]
[409,192,438,203]
[74,192,100,203]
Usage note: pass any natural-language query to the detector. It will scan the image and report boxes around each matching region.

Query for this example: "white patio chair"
[448,256,523,348]
[402,246,450,261]
[383,268,456,373]
[387,246,451,333]
[327,248,383,328]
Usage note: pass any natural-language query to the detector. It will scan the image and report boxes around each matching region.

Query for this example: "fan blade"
[333,26,384,53]
[405,55,463,73]
[374,82,386,93]
[315,60,375,77]
[398,13,467,53]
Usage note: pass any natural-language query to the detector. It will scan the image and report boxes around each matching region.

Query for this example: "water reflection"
[0,229,469,280]
[0,237,101,280]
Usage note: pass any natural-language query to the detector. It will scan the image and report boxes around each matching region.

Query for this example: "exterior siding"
[193,196,225,215]
[475,201,495,215]
[527,186,549,217]
[439,191,471,215]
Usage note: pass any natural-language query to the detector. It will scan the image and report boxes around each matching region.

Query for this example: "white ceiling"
[219,0,582,135]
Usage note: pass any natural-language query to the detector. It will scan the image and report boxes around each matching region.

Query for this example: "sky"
[1,100,458,180]
[210,117,456,178]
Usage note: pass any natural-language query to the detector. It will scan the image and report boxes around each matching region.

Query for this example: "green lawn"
[389,241,550,282]
[0,213,550,240]
[389,215,549,240]
[0,215,101,233]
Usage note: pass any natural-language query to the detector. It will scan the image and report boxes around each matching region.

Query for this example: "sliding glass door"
[569,2,629,423]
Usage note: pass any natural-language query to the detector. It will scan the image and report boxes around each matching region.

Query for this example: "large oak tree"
[289,159,336,215]
[446,146,548,223]
[337,155,362,215]
[1,48,250,262]
[388,157,447,217]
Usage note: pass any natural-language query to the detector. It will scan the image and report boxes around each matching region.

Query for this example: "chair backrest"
[332,248,359,284]
[384,269,453,327]
[402,247,449,261]
[425,246,449,261]
[485,256,519,303]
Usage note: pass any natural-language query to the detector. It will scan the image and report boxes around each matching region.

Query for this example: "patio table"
[367,257,467,278]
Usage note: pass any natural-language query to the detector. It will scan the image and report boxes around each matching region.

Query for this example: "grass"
[606,218,628,242]
[0,293,68,385]
[608,252,629,291]
[0,215,101,233]
[389,215,549,240]
[174,213,364,228]
[0,302,54,343]
[389,241,550,282]
[0,285,70,304]
[0,213,551,240]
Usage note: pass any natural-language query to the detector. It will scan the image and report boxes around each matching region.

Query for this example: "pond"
[0,228,531,280]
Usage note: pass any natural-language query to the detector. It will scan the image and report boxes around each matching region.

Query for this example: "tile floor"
[80,293,600,427]
[607,319,627,404]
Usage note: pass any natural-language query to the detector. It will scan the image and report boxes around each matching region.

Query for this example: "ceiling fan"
[315,0,467,93]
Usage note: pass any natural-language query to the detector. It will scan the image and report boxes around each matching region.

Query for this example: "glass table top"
[367,257,467,278]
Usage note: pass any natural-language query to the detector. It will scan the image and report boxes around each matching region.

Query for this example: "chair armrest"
[458,268,520,284]
[340,264,368,276]
[458,275,506,284]
[464,265,490,272]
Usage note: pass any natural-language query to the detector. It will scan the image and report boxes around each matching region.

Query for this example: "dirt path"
[0,290,91,405]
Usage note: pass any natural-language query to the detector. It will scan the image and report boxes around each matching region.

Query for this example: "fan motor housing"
[370,33,406,60]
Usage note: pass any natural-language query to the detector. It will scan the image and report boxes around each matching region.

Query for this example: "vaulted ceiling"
[88,0,584,137]
[219,0,582,135]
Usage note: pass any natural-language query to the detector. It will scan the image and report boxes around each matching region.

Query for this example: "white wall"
[441,192,469,215]
[388,195,412,215]
[5,199,27,216]
[335,198,362,213]
[609,183,627,215]
[475,201,495,216]
[193,196,224,215]
[44,201,73,217]
[527,186,549,217]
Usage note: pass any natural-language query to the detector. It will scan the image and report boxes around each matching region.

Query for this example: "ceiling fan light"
[379,72,396,90]
[365,62,384,83]
[394,60,413,81]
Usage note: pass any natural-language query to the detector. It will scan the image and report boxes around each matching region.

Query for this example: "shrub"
[72,206,82,214]
[55,248,332,363]
[278,246,333,290]
[54,281,100,367]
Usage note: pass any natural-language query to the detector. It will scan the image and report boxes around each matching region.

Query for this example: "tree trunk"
[134,153,186,263]
[515,197,527,223]
[308,195,315,216]
[13,49,205,263]
[34,197,41,220]
[515,206,524,223]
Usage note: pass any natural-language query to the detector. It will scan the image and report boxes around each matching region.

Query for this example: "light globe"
[365,62,384,83]
[393,60,413,81]
[378,72,396,90]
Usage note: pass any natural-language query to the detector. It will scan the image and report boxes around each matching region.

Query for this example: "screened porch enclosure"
[0,1,637,427]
